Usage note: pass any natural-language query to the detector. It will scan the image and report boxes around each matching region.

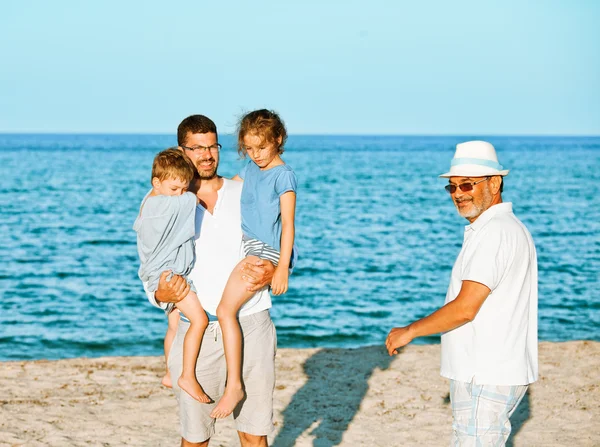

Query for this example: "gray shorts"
[167,310,277,443]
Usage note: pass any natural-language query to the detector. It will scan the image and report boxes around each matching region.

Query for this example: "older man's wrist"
[407,323,418,340]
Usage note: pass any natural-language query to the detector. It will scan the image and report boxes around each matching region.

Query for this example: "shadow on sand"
[507,389,531,447]
[272,345,393,447]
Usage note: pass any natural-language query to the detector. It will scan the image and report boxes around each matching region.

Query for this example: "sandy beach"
[1,341,598,446]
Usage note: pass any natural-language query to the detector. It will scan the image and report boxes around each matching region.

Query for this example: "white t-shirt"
[440,202,538,386]
[145,178,271,317]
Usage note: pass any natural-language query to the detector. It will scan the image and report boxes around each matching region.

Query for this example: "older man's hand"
[155,271,190,303]
[385,325,414,356]
[241,259,275,292]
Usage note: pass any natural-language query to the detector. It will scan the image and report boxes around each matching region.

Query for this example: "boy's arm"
[271,191,295,295]
[231,174,243,182]
[166,193,197,245]
[138,194,196,306]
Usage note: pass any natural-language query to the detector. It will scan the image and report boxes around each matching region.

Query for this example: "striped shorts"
[242,236,280,266]
[449,379,528,446]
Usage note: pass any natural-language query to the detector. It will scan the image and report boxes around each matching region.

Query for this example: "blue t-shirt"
[239,160,297,252]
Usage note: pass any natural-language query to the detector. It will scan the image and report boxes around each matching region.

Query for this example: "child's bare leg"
[162,309,180,388]
[175,291,211,403]
[210,257,259,419]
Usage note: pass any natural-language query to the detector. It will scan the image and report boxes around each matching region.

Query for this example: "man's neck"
[196,176,223,214]
[197,176,224,193]
[468,196,503,224]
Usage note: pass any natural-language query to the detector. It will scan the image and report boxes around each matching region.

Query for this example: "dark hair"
[177,115,218,145]
[237,109,288,157]
[151,148,196,184]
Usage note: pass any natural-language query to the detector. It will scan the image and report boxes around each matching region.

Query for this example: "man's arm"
[153,248,273,301]
[385,280,491,355]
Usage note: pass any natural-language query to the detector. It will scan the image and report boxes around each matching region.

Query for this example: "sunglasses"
[445,177,490,194]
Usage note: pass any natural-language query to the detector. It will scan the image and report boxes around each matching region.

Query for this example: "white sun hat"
[439,140,509,178]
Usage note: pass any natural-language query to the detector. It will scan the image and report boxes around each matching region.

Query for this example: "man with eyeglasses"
[144,115,277,447]
[386,140,538,446]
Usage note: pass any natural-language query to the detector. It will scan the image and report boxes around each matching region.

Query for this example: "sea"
[1,134,599,361]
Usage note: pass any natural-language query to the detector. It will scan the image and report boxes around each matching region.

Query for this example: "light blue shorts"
[449,379,528,446]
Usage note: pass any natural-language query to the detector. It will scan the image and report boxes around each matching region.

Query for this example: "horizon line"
[1,131,599,138]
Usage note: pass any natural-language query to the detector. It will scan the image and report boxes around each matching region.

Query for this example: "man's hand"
[385,326,414,356]
[270,267,288,296]
[240,259,275,292]
[155,271,190,303]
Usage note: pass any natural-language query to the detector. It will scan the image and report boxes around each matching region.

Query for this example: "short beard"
[195,161,217,180]
[455,186,493,220]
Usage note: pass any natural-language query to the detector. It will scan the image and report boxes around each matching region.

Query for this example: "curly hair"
[237,109,288,157]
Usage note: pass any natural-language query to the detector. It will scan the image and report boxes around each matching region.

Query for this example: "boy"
[134,148,210,403]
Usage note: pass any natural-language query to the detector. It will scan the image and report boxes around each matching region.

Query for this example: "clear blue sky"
[1,0,599,135]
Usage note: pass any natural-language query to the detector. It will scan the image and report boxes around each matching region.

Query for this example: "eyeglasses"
[445,177,490,194]
[181,144,222,153]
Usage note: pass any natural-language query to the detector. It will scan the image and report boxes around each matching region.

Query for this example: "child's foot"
[177,375,212,403]
[161,372,172,388]
[210,386,245,419]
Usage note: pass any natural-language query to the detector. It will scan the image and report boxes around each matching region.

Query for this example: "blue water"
[1,134,599,361]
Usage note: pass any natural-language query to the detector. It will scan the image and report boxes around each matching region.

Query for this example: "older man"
[145,115,276,447]
[386,141,538,446]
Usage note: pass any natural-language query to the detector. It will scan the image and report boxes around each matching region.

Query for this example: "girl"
[210,109,297,418]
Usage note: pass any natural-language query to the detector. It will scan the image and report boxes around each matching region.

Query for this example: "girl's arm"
[271,191,295,295]
[231,175,243,182]
[278,191,296,271]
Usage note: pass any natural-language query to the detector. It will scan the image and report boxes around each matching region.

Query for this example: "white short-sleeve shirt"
[145,179,271,317]
[440,202,538,386]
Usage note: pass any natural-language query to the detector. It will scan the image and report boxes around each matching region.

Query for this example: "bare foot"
[177,375,212,403]
[210,386,245,418]
[161,372,172,388]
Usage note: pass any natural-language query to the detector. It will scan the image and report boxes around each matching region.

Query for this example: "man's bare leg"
[211,257,259,418]
[175,290,211,403]
[181,437,209,447]
[238,432,268,447]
